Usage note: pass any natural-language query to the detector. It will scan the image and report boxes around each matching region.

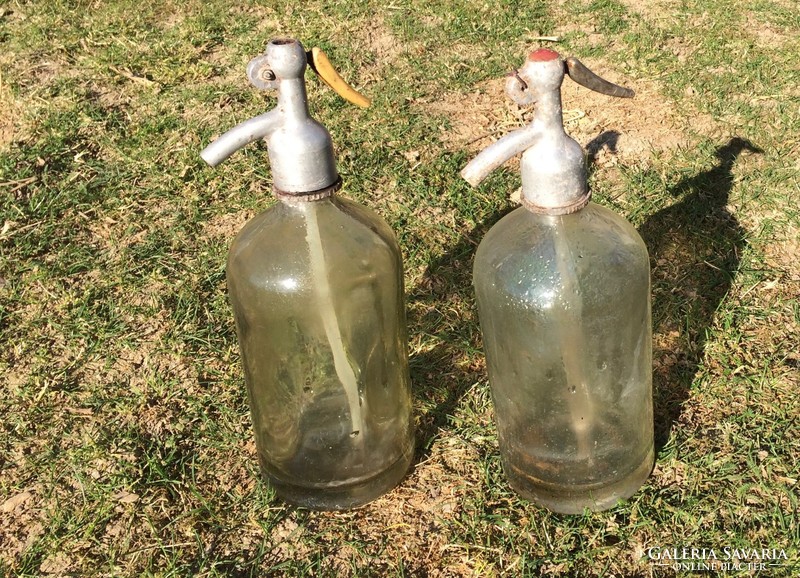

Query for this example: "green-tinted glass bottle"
[201,38,413,510]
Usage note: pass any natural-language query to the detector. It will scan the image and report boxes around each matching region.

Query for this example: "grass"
[1,0,799,576]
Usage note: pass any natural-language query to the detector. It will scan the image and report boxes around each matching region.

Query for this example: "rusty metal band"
[274,177,342,201]
[521,189,592,215]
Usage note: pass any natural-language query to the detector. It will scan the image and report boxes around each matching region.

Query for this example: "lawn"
[1,0,798,576]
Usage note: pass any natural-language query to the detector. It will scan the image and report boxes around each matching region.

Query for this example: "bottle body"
[474,202,653,513]
[227,195,414,510]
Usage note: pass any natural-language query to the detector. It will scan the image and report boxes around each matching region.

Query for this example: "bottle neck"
[267,80,339,193]
[277,79,311,125]
[531,90,565,137]
[520,88,589,215]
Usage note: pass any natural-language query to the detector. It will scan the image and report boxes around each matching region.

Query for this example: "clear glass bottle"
[201,38,413,509]
[462,48,654,513]
[227,195,414,509]
[473,204,652,513]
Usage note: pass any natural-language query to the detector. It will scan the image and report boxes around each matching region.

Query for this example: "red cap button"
[528,48,560,61]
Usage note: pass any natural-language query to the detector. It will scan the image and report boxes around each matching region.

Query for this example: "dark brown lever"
[565,57,635,98]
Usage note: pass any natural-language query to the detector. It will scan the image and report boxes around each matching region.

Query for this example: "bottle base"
[264,447,414,511]
[505,445,654,514]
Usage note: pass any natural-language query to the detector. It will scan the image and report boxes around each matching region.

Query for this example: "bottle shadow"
[586,129,620,164]
[407,135,760,462]
[406,204,512,461]
[638,137,761,449]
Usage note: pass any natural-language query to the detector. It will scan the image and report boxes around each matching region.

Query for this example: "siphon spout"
[460,125,540,186]
[200,109,282,167]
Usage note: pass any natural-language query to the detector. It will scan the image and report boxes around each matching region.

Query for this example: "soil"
[0,64,24,148]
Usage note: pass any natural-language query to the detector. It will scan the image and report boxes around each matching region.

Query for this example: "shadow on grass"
[639,136,761,449]
[587,129,620,163]
[407,206,513,461]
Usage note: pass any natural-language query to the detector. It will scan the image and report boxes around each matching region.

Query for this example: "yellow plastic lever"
[309,47,372,109]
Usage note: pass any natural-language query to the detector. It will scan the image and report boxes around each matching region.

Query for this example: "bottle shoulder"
[227,195,402,289]
[477,203,646,263]
[474,202,649,296]
[332,196,402,254]
[231,196,397,253]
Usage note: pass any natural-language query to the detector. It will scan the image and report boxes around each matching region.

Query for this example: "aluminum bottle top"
[201,38,370,198]
[461,49,634,215]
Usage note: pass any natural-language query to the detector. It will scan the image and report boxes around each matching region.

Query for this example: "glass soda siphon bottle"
[201,38,414,510]
[461,48,654,513]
